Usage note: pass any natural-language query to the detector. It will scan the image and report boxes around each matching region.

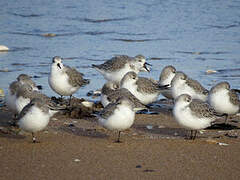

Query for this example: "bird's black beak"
[144,62,152,72]
[57,63,61,69]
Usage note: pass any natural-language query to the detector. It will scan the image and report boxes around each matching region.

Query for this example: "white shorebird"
[5,81,21,117]
[120,71,169,105]
[17,98,58,143]
[208,82,239,124]
[173,94,224,140]
[15,84,65,115]
[97,97,135,142]
[171,72,208,101]
[92,54,151,83]
[6,74,41,116]
[159,65,176,99]
[49,56,90,104]
[101,81,120,107]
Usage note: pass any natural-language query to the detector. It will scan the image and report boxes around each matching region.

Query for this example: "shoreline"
[1,101,240,179]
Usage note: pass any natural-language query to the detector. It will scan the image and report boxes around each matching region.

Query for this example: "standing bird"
[208,82,239,124]
[171,72,208,101]
[159,65,176,99]
[48,56,90,105]
[173,94,224,140]
[97,97,135,143]
[120,71,169,105]
[17,98,57,143]
[92,54,151,83]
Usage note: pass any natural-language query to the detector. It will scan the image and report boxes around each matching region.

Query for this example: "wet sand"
[1,101,240,180]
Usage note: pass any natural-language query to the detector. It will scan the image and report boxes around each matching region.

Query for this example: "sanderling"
[17,74,41,91]
[159,65,176,99]
[101,81,119,107]
[97,97,135,142]
[106,88,147,111]
[49,56,90,104]
[208,82,239,123]
[6,74,40,116]
[17,98,57,143]
[5,81,21,116]
[92,54,151,82]
[173,94,223,140]
[120,71,169,105]
[15,84,64,115]
[171,72,208,101]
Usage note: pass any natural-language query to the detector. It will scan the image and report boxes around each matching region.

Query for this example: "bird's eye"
[138,60,142,62]
[186,98,191,102]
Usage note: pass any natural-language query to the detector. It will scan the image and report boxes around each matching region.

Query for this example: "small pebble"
[42,33,56,37]
[0,45,9,51]
[74,159,80,162]
[146,125,153,130]
[136,165,142,168]
[206,69,217,75]
[218,142,229,146]
[0,89,5,97]
[143,169,155,172]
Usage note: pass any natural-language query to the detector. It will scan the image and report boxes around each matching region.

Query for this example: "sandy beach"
[1,99,240,180]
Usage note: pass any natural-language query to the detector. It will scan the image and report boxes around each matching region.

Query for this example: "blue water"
[0,0,240,99]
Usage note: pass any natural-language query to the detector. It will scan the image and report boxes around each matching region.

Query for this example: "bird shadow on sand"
[0,110,25,140]
[59,125,108,139]
[206,123,240,130]
[133,124,188,139]
[0,128,26,140]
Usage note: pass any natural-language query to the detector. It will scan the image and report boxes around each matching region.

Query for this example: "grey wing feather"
[17,102,34,120]
[186,78,209,95]
[92,56,130,72]
[136,77,168,94]
[99,103,117,119]
[190,99,217,118]
[108,88,146,109]
[65,66,89,87]
[229,90,240,106]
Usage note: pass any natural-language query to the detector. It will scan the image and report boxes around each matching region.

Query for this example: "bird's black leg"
[224,114,229,124]
[115,131,122,143]
[192,130,197,140]
[32,132,37,143]
[69,95,72,106]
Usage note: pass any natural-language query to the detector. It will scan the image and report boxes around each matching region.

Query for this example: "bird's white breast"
[18,106,50,133]
[208,89,239,114]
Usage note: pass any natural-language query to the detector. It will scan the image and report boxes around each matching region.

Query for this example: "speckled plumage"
[101,82,119,95]
[107,88,147,110]
[65,66,89,87]
[93,55,132,72]
[189,99,218,119]
[159,65,176,82]
[186,78,209,95]
[136,77,167,94]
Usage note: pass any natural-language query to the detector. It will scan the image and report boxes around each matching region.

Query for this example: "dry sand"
[0,100,240,180]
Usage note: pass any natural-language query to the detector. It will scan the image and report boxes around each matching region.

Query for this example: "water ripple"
[9,12,43,18]
[110,38,169,42]
[175,51,229,55]
[69,17,134,23]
